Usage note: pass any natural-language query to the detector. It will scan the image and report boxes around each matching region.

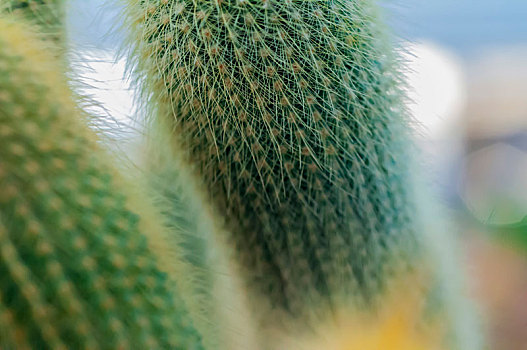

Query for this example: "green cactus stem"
[141,126,259,350]
[122,1,483,348]
[124,0,417,313]
[0,15,203,349]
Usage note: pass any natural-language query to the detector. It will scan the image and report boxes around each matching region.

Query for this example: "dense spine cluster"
[125,0,417,314]
[0,16,203,349]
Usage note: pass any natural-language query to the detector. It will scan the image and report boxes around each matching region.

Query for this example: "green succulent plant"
[120,1,484,348]
[142,127,258,350]
[0,0,484,348]
[124,0,418,313]
[0,15,203,349]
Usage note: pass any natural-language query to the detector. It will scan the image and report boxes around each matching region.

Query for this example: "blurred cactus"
[278,273,445,350]
[1,0,65,45]
[0,16,203,349]
[124,0,418,314]
[143,128,259,350]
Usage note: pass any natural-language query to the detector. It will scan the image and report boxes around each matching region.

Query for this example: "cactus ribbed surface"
[124,0,418,315]
[0,16,203,349]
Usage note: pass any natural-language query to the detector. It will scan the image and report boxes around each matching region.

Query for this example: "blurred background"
[66,1,527,348]
[395,3,527,349]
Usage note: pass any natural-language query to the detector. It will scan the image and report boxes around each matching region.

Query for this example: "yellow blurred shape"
[307,308,442,350]
[294,276,444,350]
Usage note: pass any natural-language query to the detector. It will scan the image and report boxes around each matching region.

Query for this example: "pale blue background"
[69,0,527,56]
[394,0,527,55]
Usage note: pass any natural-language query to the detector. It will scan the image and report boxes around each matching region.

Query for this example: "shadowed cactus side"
[140,120,259,350]
[0,16,203,349]
[124,0,417,311]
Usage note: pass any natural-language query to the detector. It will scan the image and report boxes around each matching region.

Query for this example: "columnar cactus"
[124,0,417,314]
[0,16,203,349]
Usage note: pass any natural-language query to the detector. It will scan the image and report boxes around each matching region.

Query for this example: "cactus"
[124,0,418,314]
[121,1,485,348]
[1,0,65,46]
[0,16,203,349]
[142,125,259,350]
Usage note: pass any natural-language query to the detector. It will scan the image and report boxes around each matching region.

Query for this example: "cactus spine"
[0,16,203,349]
[125,0,417,313]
